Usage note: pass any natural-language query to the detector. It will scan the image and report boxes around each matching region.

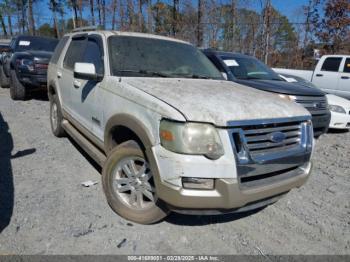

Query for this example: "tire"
[9,70,26,100]
[0,66,10,88]
[50,94,66,137]
[102,140,169,224]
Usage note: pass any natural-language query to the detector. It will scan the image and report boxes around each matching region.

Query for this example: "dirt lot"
[0,87,349,255]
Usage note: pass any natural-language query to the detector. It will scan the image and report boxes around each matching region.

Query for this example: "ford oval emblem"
[269,131,286,143]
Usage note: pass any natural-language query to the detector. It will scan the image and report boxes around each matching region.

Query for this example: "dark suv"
[0,35,58,100]
[203,50,331,137]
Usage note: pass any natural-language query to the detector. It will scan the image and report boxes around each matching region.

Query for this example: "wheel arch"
[104,114,156,154]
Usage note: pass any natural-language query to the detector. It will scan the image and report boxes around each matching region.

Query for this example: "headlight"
[329,104,346,114]
[159,120,224,159]
[278,94,296,101]
[16,58,34,71]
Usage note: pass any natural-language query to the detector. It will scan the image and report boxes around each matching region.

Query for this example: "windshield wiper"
[172,73,211,79]
[115,69,171,78]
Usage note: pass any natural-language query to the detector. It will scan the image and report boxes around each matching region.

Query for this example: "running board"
[62,120,106,166]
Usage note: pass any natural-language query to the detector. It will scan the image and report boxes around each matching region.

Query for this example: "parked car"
[274,55,350,99]
[48,29,314,224]
[0,35,58,100]
[0,43,10,53]
[279,74,350,130]
[202,50,331,137]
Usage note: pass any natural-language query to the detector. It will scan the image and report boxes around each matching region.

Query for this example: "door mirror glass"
[221,72,228,80]
[74,62,102,81]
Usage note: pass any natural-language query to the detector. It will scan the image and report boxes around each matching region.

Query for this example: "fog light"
[182,177,214,190]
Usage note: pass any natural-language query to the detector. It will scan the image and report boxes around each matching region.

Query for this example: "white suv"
[47,29,314,224]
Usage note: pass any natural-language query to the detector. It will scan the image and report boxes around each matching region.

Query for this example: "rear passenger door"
[337,57,350,99]
[313,57,342,94]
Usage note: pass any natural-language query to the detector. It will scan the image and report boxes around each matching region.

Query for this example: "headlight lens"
[329,104,346,114]
[159,120,224,159]
[278,94,296,101]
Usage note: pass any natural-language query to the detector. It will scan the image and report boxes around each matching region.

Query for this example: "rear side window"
[51,36,69,64]
[343,58,350,73]
[63,37,86,70]
[321,57,342,72]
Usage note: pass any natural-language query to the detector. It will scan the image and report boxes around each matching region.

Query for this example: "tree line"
[0,0,349,68]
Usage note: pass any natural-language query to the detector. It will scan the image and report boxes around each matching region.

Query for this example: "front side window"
[321,57,342,72]
[108,36,222,79]
[222,56,282,81]
[81,38,104,74]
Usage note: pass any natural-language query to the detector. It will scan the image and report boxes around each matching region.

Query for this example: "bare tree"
[101,0,106,29]
[197,0,204,46]
[28,0,35,35]
[137,0,143,32]
[89,0,95,25]
[112,0,118,30]
[147,0,152,32]
[49,0,60,38]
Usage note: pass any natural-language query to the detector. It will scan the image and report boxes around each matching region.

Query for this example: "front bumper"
[311,113,331,136]
[18,72,47,89]
[149,144,312,213]
[329,112,350,129]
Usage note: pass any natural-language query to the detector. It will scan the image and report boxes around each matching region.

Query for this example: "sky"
[6,0,320,30]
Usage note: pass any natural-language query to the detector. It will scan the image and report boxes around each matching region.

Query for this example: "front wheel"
[102,141,169,224]
[9,70,26,100]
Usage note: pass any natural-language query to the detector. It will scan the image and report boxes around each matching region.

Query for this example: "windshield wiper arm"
[116,69,171,77]
[173,73,211,79]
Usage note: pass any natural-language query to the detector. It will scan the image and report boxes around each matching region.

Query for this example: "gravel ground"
[0,87,349,255]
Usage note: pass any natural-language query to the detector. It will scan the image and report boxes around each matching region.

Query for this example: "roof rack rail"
[72,26,101,33]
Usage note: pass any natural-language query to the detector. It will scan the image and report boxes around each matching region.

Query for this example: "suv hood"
[124,78,309,126]
[235,79,325,96]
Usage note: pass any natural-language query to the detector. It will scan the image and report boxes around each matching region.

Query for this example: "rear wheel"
[9,70,26,100]
[50,94,66,137]
[0,66,10,88]
[102,141,168,224]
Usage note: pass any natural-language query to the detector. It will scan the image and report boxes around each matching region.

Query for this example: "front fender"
[104,114,155,153]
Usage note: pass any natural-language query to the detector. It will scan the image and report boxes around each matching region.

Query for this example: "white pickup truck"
[274,55,350,99]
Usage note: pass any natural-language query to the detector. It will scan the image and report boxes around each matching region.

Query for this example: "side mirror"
[221,72,228,80]
[74,62,103,81]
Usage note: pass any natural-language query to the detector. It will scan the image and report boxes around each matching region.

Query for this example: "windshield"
[108,36,223,79]
[15,37,58,52]
[222,56,282,81]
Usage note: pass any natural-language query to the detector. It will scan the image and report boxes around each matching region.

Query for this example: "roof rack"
[71,26,101,33]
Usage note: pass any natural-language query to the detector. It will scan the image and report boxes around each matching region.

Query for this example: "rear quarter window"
[50,36,69,64]
[321,57,342,72]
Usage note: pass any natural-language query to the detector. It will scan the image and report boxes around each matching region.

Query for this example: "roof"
[67,30,191,45]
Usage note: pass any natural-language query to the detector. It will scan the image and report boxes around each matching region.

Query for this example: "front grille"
[240,166,300,188]
[240,121,302,155]
[294,95,328,115]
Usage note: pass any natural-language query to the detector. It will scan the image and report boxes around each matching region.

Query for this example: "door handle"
[315,74,323,77]
[73,79,81,88]
[341,76,349,79]
[57,71,62,78]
